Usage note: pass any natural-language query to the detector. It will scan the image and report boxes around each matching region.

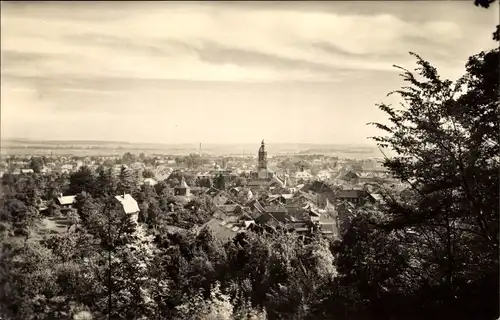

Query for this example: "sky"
[1,1,498,145]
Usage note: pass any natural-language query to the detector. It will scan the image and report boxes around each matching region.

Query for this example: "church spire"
[258,139,267,171]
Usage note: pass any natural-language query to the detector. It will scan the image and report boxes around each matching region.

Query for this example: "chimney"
[60,193,63,198]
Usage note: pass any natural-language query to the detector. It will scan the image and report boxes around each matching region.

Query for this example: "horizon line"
[1,137,377,147]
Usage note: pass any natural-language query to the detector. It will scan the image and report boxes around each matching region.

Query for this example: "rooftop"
[115,194,140,214]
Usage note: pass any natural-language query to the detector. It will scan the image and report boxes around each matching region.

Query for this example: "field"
[0,139,383,159]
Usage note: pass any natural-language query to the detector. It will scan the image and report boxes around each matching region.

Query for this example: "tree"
[29,157,44,173]
[69,166,95,195]
[117,166,138,195]
[142,169,155,179]
[155,180,173,197]
[176,282,234,320]
[474,0,500,41]
[0,240,80,319]
[122,152,138,165]
[146,198,161,226]
[96,167,117,198]
[214,174,226,190]
[197,177,213,188]
[233,176,247,188]
[366,48,499,318]
[166,171,195,188]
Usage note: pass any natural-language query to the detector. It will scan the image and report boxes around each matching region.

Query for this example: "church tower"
[258,140,268,179]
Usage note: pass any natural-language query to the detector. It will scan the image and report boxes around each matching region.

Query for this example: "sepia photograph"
[0,1,498,319]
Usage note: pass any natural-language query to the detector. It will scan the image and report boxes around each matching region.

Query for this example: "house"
[21,168,35,174]
[229,187,241,197]
[336,201,356,233]
[205,187,221,197]
[256,206,290,224]
[400,187,416,199]
[114,194,140,223]
[294,170,313,181]
[268,193,295,205]
[40,166,50,174]
[269,175,286,188]
[38,200,49,214]
[60,164,73,174]
[246,199,265,214]
[212,191,231,206]
[143,178,158,186]
[291,191,318,207]
[336,189,373,205]
[369,193,385,205]
[254,211,282,229]
[56,194,77,211]
[189,186,207,196]
[218,204,243,215]
[202,218,244,241]
[342,171,359,181]
[197,171,214,179]
[318,216,338,238]
[174,176,191,197]
[247,179,269,192]
[306,181,330,193]
[285,221,312,234]
[316,170,332,180]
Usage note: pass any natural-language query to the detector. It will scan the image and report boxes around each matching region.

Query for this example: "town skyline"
[1,1,498,144]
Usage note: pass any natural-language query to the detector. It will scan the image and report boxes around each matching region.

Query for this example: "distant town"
[1,139,408,242]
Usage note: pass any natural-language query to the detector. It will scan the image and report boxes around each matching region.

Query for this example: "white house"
[115,194,140,224]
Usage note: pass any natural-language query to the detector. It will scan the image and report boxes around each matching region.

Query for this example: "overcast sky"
[1,1,498,145]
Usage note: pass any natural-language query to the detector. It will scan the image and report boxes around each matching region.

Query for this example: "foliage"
[117,166,138,195]
[142,169,156,179]
[69,166,96,195]
[363,48,499,318]
[29,157,44,173]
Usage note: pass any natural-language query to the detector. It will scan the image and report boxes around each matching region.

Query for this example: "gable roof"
[206,186,233,197]
[115,194,140,214]
[264,206,288,214]
[143,178,157,186]
[262,207,290,223]
[178,176,190,189]
[369,193,384,202]
[203,218,241,240]
[57,195,76,206]
[247,179,269,187]
[295,191,317,202]
[343,171,359,180]
[247,199,265,213]
[218,204,241,214]
[213,193,230,206]
[307,181,334,194]
[337,189,367,199]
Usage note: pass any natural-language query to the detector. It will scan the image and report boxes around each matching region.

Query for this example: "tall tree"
[29,157,44,173]
[69,166,95,195]
[214,173,226,190]
[96,168,117,197]
[117,166,137,195]
[367,48,499,318]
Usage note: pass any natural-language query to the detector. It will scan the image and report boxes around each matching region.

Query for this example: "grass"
[30,216,72,241]
[2,216,73,246]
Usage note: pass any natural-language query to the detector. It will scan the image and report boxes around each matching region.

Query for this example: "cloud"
[3,1,491,86]
[1,1,497,143]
